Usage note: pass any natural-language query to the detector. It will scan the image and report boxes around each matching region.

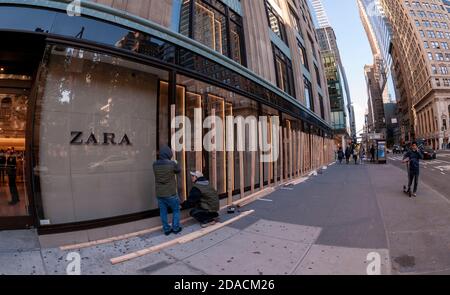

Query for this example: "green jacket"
[192,179,220,212]
[153,146,180,198]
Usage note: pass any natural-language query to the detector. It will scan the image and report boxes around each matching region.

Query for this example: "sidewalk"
[1,162,449,275]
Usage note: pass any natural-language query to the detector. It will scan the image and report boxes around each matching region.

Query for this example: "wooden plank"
[60,216,193,251]
[297,131,301,177]
[279,127,283,183]
[233,187,275,208]
[239,151,245,199]
[177,210,255,243]
[251,151,256,193]
[258,121,264,190]
[110,210,255,265]
[289,128,293,180]
[60,204,229,251]
[211,107,217,190]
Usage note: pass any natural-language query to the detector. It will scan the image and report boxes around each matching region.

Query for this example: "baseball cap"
[190,171,203,178]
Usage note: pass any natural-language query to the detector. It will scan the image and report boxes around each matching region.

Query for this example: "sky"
[320,0,374,135]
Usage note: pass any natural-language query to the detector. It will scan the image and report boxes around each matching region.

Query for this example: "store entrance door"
[0,32,45,229]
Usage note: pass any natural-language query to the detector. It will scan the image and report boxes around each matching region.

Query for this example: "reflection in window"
[180,0,245,64]
[304,77,314,112]
[273,44,295,97]
[35,45,168,224]
[265,0,288,44]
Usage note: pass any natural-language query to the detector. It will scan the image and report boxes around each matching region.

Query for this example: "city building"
[0,0,334,233]
[311,0,356,146]
[365,63,387,135]
[380,0,450,149]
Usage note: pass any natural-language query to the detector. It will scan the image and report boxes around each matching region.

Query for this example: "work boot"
[201,221,216,228]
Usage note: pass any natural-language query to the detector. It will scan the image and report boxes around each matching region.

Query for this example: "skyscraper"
[380,0,450,149]
[310,0,331,27]
[311,0,357,142]
[358,0,388,140]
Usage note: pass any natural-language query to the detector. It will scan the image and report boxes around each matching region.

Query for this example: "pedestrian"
[7,149,19,206]
[403,141,423,197]
[337,147,344,164]
[153,145,182,235]
[370,145,376,163]
[345,146,352,164]
[182,171,220,228]
[353,145,359,165]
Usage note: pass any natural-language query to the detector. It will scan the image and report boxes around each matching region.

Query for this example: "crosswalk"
[388,155,450,174]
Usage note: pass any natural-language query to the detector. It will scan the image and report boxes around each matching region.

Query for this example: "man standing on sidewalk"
[403,142,424,197]
[153,146,182,235]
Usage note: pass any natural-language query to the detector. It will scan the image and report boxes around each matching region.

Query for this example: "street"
[388,151,450,201]
[2,161,449,275]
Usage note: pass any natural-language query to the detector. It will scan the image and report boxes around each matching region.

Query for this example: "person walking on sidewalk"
[403,142,424,197]
[337,147,344,164]
[345,146,352,164]
[370,145,376,163]
[359,147,365,164]
[352,145,359,165]
[182,171,220,228]
[153,145,182,235]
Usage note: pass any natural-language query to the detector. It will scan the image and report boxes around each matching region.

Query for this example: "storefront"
[0,3,333,233]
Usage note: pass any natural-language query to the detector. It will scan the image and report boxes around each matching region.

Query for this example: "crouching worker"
[153,146,182,236]
[182,171,220,228]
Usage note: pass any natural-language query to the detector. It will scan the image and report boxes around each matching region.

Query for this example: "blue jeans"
[157,195,181,233]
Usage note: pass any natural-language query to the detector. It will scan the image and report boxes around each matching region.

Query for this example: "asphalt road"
[387,150,450,201]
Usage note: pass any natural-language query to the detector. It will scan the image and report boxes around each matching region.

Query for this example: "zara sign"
[70,131,132,146]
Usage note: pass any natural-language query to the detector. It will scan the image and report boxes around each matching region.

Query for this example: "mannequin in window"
[7,149,19,206]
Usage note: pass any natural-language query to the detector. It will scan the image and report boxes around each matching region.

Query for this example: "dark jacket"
[6,155,17,177]
[153,146,181,198]
[345,147,352,158]
[337,149,344,159]
[403,149,423,174]
[182,177,220,212]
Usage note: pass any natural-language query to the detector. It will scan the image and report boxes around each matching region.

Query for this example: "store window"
[180,0,245,65]
[272,44,295,97]
[175,75,262,197]
[34,45,168,224]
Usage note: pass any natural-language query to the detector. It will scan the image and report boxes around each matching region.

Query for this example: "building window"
[180,0,245,65]
[314,64,321,88]
[265,0,288,44]
[319,94,325,119]
[304,77,314,111]
[298,40,309,71]
[289,6,302,37]
[272,44,295,97]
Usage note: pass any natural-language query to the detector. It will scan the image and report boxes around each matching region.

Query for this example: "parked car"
[393,145,402,154]
[422,147,437,160]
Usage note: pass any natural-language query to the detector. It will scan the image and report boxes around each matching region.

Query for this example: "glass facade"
[179,0,245,64]
[34,45,168,224]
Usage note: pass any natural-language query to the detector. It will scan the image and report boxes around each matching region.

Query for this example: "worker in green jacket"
[182,171,220,228]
